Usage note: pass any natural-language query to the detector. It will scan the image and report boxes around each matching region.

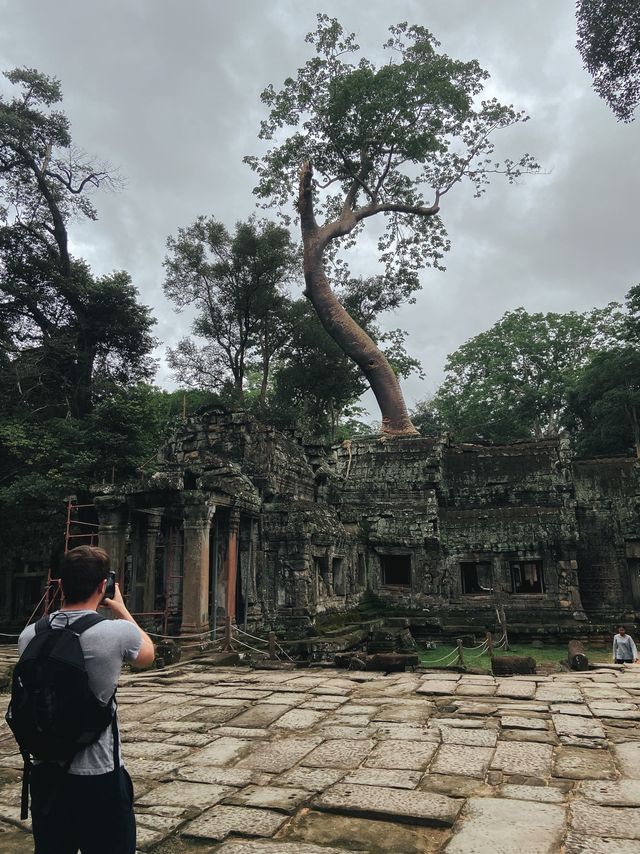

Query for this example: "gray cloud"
[1,1,638,408]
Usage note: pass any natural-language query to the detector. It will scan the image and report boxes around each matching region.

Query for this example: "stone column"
[180,502,215,637]
[142,511,163,613]
[95,496,129,585]
[225,509,241,623]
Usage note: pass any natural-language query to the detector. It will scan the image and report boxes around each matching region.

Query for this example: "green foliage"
[432,306,621,442]
[567,347,640,457]
[576,0,640,122]
[410,398,444,437]
[265,299,368,440]
[0,67,157,564]
[245,15,538,294]
[163,216,298,399]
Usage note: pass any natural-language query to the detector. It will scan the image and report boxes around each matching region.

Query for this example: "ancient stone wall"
[573,458,640,617]
[81,409,640,636]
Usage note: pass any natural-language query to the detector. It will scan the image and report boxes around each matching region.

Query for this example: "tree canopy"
[163,216,297,403]
[0,68,156,418]
[245,15,538,435]
[0,67,158,564]
[567,346,640,458]
[431,305,621,442]
[576,0,640,122]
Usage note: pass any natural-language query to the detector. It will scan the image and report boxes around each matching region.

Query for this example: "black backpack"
[5,613,117,819]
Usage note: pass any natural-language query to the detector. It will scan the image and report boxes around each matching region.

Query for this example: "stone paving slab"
[342,767,421,789]
[495,681,537,699]
[223,784,311,813]
[274,767,345,791]
[182,804,288,841]
[228,704,291,728]
[553,746,616,780]
[564,832,640,854]
[215,843,351,854]
[578,779,640,806]
[614,742,640,777]
[8,662,640,852]
[136,781,232,808]
[313,783,462,826]
[272,709,327,730]
[301,738,375,769]
[285,809,451,854]
[444,797,566,853]
[364,739,437,770]
[501,716,548,731]
[237,737,322,773]
[176,766,271,787]
[490,741,553,777]
[570,800,640,839]
[417,680,459,695]
[431,744,494,779]
[552,714,606,740]
[439,726,498,746]
[498,784,566,803]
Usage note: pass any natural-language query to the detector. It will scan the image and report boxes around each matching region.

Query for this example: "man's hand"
[102,583,130,620]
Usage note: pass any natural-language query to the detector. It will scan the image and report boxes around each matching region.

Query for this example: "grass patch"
[418,641,611,671]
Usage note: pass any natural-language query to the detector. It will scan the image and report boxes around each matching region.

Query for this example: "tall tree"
[163,216,297,402]
[576,0,640,122]
[432,306,621,442]
[245,16,538,435]
[567,347,640,458]
[0,68,155,417]
[0,67,156,566]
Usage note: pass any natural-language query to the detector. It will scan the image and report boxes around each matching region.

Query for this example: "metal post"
[268,631,277,660]
[225,615,233,651]
[456,638,464,667]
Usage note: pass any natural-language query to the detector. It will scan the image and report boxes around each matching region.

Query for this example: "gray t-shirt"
[18,610,142,775]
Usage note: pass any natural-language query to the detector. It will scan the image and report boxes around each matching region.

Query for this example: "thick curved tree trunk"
[298,163,417,436]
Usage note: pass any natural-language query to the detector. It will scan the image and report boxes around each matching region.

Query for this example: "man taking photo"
[17,545,155,854]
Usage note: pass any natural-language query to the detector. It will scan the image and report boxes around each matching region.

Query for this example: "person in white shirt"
[612,625,638,664]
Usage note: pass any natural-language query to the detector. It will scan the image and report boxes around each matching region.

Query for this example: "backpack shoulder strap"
[34,616,51,635]
[70,613,107,636]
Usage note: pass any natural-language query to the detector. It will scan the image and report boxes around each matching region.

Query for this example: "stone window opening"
[382,554,411,587]
[315,555,330,596]
[357,553,367,588]
[511,560,545,594]
[332,557,345,595]
[460,561,493,594]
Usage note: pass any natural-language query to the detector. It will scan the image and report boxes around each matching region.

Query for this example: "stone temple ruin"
[82,408,640,647]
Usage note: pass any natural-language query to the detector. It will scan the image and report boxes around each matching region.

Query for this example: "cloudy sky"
[1,1,638,415]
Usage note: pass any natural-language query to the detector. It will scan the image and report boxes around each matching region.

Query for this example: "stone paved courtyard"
[2,661,640,852]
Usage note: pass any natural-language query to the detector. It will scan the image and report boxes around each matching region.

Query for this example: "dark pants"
[30,764,136,854]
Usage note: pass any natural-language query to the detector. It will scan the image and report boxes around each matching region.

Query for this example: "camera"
[103,570,116,601]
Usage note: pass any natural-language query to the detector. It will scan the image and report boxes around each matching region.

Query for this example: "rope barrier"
[277,642,294,662]
[467,643,490,660]
[233,626,269,645]
[232,636,273,657]
[423,647,459,665]
[24,588,51,626]
[0,633,21,638]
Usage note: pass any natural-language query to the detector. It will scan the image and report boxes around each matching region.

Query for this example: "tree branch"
[354,193,441,222]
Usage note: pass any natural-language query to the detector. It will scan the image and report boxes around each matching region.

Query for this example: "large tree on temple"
[245,16,538,435]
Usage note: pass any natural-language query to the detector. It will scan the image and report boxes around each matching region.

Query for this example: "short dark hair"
[618,625,626,631]
[59,546,110,604]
